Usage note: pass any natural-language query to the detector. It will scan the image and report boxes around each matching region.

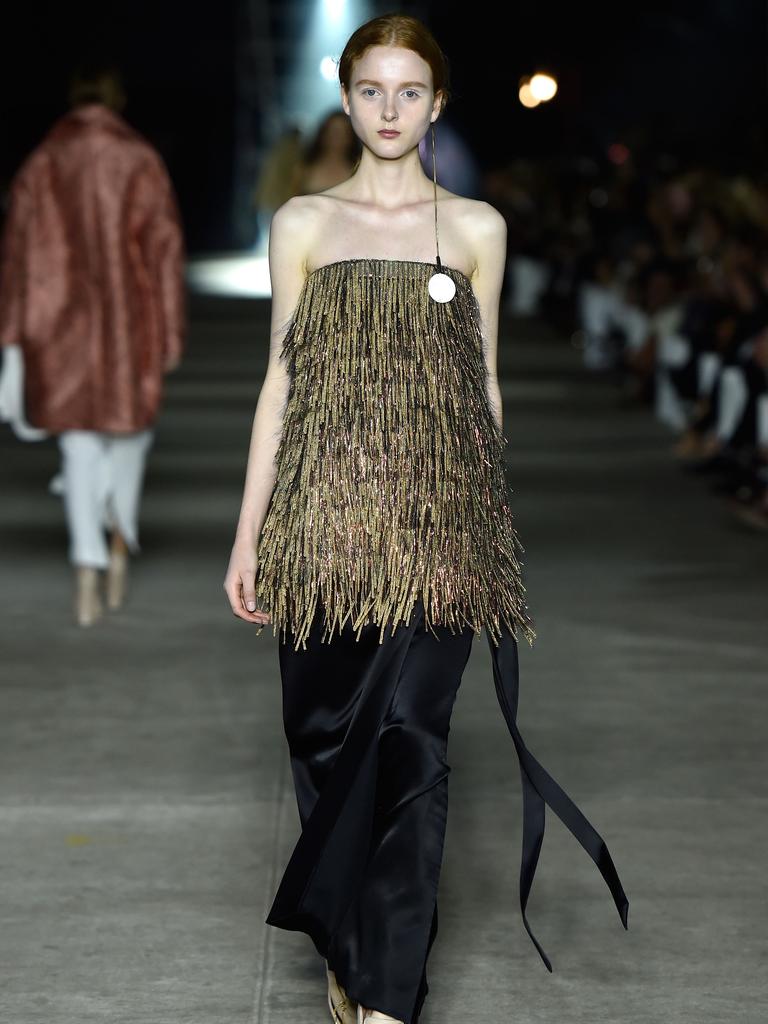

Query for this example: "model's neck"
[344,147,434,208]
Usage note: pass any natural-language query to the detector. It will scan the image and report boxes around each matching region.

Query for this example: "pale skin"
[223,45,508,647]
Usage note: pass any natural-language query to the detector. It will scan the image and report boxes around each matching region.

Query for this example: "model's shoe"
[327,964,357,1024]
[356,1003,405,1023]
[106,548,128,610]
[75,567,103,627]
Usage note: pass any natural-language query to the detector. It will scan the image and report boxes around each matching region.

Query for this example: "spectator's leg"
[655,333,690,430]
[508,255,549,317]
[578,282,621,370]
[715,366,749,445]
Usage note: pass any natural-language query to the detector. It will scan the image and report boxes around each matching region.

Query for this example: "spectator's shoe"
[684,451,738,476]
[730,497,768,531]
[709,466,760,498]
[711,478,760,500]
[671,430,708,460]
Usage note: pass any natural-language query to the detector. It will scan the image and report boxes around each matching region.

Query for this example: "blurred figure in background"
[251,125,303,254]
[291,109,360,194]
[417,118,481,198]
[0,63,185,626]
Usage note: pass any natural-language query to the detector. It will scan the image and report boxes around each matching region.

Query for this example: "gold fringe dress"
[256,258,629,1022]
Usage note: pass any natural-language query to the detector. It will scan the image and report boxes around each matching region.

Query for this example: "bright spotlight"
[323,0,346,21]
[529,73,557,102]
[284,0,372,130]
[320,55,339,81]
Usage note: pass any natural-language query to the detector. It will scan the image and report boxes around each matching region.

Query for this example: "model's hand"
[224,535,272,625]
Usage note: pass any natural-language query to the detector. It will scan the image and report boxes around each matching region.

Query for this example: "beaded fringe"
[253,258,537,652]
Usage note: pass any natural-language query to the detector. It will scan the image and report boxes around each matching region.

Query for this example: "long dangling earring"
[427,120,456,303]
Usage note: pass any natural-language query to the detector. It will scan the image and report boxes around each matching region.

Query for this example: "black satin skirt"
[266,599,629,1024]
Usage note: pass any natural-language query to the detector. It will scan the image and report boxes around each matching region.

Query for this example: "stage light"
[283,0,372,133]
[323,0,346,21]
[529,73,557,102]
[519,81,540,108]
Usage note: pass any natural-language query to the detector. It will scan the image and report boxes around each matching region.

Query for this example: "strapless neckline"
[305,256,474,287]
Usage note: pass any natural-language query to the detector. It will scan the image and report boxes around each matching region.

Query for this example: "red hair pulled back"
[338,13,451,115]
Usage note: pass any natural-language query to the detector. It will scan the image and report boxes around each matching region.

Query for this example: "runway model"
[0,65,185,626]
[224,14,629,1024]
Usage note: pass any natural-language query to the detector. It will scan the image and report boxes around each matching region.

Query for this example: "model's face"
[341,45,442,158]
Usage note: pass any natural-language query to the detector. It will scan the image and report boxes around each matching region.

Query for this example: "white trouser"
[577,282,651,369]
[507,256,549,315]
[715,367,749,443]
[578,282,621,369]
[56,430,154,569]
[698,352,721,396]
[655,332,691,430]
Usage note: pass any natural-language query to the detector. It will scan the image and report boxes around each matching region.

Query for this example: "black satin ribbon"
[487,627,630,970]
[266,606,630,971]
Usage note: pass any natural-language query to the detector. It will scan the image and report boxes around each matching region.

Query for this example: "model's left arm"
[470,203,508,433]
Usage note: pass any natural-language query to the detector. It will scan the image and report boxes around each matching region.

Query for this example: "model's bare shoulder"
[462,199,506,248]
[267,197,323,352]
[436,196,505,278]
[271,194,317,249]
[270,193,338,272]
[460,200,507,279]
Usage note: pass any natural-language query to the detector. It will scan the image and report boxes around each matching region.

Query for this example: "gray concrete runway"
[1,294,766,1023]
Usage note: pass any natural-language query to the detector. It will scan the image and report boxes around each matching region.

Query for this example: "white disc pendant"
[428,272,456,303]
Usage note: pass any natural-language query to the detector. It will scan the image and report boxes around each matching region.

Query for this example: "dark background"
[2,0,765,251]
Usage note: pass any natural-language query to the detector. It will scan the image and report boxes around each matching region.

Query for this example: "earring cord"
[431,122,442,272]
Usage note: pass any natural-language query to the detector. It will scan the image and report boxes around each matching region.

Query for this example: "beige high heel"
[106,548,128,610]
[356,1003,405,1023]
[326,964,357,1024]
[75,566,103,627]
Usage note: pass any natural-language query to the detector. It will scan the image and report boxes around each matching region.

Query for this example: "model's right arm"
[0,169,32,349]
[223,196,310,623]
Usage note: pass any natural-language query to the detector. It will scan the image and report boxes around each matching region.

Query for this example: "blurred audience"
[0,63,186,625]
[488,150,768,532]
